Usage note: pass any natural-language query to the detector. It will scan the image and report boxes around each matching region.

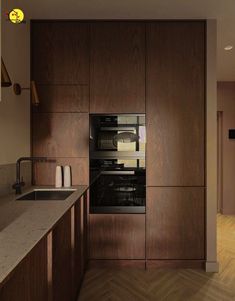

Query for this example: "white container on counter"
[64,165,72,188]
[55,166,63,188]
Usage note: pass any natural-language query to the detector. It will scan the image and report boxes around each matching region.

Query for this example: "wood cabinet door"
[72,201,83,300]
[146,187,205,260]
[52,211,72,301]
[146,21,205,186]
[32,113,89,158]
[33,85,89,113]
[32,22,89,85]
[90,22,146,113]
[0,238,48,301]
[89,214,145,259]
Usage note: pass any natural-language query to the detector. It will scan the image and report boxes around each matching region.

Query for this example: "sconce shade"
[1,57,12,87]
[13,80,40,106]
[31,81,40,106]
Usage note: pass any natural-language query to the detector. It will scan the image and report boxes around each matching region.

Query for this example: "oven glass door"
[90,170,146,213]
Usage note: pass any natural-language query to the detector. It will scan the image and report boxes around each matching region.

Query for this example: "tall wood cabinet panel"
[72,196,88,299]
[146,21,205,186]
[146,187,205,260]
[32,22,89,85]
[0,238,48,301]
[52,211,72,301]
[89,214,145,259]
[32,113,89,158]
[33,85,89,113]
[90,22,146,113]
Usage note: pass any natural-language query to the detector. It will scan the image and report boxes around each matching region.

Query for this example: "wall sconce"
[13,81,40,106]
[1,57,12,87]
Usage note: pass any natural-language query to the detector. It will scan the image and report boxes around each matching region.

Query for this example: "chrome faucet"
[12,157,48,194]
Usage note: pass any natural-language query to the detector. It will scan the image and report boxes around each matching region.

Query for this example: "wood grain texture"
[78,215,235,301]
[52,211,72,301]
[146,21,205,186]
[73,200,84,300]
[146,187,205,260]
[88,260,146,269]
[89,214,145,259]
[33,158,89,186]
[90,22,145,113]
[33,85,89,113]
[146,260,204,269]
[83,192,89,269]
[0,238,48,301]
[32,22,89,84]
[32,113,89,158]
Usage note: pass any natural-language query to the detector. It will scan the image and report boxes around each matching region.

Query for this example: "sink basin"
[16,189,76,201]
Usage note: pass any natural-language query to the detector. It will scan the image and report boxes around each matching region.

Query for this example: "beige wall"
[0,2,30,165]
[217,82,235,214]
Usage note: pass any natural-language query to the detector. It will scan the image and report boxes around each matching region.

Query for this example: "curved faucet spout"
[13,157,49,194]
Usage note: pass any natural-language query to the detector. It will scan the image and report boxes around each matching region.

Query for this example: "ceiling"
[3,0,235,81]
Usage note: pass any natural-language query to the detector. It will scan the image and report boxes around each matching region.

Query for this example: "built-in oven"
[89,114,146,214]
[90,169,145,213]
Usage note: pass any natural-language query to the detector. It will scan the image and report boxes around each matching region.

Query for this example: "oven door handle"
[100,171,135,175]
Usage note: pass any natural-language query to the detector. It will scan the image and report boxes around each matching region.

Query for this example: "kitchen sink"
[16,189,76,201]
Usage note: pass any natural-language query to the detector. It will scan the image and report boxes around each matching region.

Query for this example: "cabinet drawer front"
[89,214,145,259]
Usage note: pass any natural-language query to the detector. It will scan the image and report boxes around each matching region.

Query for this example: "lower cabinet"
[146,187,205,260]
[89,214,145,260]
[0,194,88,301]
[72,195,88,299]
[52,210,72,301]
[0,238,48,301]
[52,195,87,301]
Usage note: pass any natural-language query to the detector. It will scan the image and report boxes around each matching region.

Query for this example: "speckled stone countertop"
[0,185,88,287]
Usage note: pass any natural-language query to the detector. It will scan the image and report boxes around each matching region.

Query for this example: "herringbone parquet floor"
[78,214,235,301]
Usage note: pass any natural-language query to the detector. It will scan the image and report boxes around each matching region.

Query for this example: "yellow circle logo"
[9,8,24,24]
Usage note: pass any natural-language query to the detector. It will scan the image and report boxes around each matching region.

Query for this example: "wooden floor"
[78,214,235,301]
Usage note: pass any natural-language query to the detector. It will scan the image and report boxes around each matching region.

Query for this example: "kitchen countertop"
[0,185,88,287]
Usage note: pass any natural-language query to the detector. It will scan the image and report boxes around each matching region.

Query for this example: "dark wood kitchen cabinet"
[146,21,205,186]
[32,113,89,158]
[146,187,205,260]
[90,22,146,113]
[52,194,88,301]
[89,214,145,260]
[52,211,72,301]
[72,195,88,299]
[32,22,89,85]
[0,238,48,301]
[33,84,89,113]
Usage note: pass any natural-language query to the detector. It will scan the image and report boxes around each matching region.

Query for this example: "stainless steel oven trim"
[90,151,145,159]
[90,206,146,214]
[100,127,137,131]
[100,171,135,175]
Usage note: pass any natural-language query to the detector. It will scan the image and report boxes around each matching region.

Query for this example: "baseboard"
[205,261,219,272]
[146,260,205,269]
[88,260,146,269]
